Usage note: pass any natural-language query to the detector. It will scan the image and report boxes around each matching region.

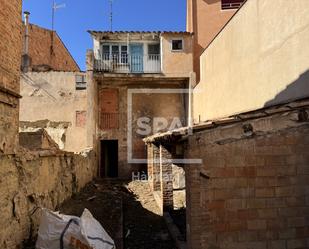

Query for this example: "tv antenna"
[52,0,66,31]
[51,0,65,55]
[109,0,114,31]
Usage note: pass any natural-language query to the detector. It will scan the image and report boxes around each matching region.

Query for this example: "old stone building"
[87,31,194,178]
[0,0,22,155]
[146,0,309,248]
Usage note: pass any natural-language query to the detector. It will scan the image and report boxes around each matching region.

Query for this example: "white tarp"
[36,208,115,249]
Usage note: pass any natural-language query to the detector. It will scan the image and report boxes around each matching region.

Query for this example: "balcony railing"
[94,53,161,74]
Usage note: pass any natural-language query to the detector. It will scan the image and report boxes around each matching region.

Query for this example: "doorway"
[130,44,144,73]
[100,140,118,178]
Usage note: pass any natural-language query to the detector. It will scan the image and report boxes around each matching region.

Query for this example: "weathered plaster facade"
[194,0,309,122]
[0,0,22,155]
[88,31,193,178]
[20,72,88,152]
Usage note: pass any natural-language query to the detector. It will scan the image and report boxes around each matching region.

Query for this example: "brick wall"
[0,0,22,154]
[25,24,80,72]
[185,109,309,249]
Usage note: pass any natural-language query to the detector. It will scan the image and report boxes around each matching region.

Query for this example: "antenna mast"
[51,0,65,55]
[109,0,113,31]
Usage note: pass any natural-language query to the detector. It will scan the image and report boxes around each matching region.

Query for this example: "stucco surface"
[194,0,309,122]
[20,71,88,152]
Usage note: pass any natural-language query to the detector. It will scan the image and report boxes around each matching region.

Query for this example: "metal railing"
[94,53,161,73]
[100,113,119,130]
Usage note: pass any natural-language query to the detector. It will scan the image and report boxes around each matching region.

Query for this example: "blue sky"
[22,0,187,71]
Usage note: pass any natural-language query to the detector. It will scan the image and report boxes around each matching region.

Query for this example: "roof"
[88,30,193,36]
[88,31,193,35]
[24,23,80,72]
[143,97,309,144]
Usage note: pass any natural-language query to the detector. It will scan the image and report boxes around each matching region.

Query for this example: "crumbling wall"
[0,150,96,248]
[185,108,309,249]
[20,71,88,152]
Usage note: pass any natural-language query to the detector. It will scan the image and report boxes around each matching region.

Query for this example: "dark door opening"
[100,140,118,178]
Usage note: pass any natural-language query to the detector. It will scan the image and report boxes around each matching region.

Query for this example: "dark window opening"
[148,44,160,60]
[75,75,86,90]
[172,39,183,51]
[121,45,128,64]
[221,0,245,10]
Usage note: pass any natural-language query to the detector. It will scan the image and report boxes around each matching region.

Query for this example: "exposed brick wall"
[160,145,174,212]
[0,0,22,154]
[25,24,80,72]
[185,110,309,249]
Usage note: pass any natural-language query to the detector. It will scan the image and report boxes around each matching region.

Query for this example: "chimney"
[22,11,31,72]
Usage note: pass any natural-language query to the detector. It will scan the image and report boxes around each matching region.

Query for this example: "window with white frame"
[171,39,183,51]
[148,44,160,60]
[102,44,128,64]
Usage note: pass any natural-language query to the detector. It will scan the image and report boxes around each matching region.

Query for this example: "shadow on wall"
[204,0,220,4]
[265,69,309,107]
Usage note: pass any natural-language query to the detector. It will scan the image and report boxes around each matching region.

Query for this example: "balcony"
[94,53,161,74]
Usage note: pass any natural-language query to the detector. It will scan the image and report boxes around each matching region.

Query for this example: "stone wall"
[0,150,96,248]
[185,105,309,249]
[0,0,22,154]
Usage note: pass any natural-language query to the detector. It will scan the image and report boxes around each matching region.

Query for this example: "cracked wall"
[0,150,96,249]
[20,72,88,152]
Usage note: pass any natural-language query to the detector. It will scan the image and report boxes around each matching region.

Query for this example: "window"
[221,0,245,10]
[121,46,128,64]
[171,39,183,51]
[75,75,86,90]
[102,45,110,60]
[148,44,160,60]
[111,45,119,62]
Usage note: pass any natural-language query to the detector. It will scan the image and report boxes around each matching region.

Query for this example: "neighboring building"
[0,0,22,155]
[20,13,88,152]
[87,31,194,178]
[193,0,309,122]
[146,0,309,248]
[20,71,88,152]
[21,14,80,72]
[187,0,245,81]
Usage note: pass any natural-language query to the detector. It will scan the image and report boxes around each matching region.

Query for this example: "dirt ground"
[26,179,176,249]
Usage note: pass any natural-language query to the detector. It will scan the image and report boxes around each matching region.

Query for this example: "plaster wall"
[20,71,88,152]
[194,0,309,122]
